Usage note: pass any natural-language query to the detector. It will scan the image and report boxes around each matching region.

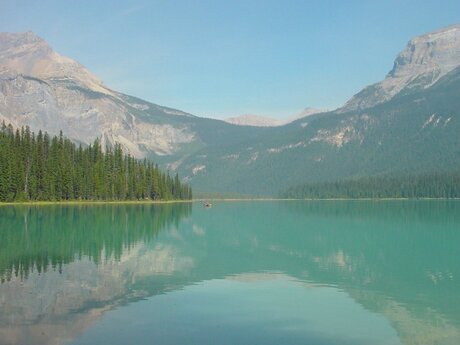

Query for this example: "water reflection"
[0,203,191,282]
[0,201,459,345]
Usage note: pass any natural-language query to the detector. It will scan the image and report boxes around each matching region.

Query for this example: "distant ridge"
[224,108,326,127]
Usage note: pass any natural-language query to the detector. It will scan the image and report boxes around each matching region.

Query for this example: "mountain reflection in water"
[0,201,459,345]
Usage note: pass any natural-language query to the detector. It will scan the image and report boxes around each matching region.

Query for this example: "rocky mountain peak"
[340,24,460,112]
[0,31,109,95]
[0,32,198,159]
[0,31,45,47]
[389,24,460,78]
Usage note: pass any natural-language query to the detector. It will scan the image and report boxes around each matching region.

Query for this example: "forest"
[0,123,192,202]
[282,172,460,199]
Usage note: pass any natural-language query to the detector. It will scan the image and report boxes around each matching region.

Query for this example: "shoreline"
[0,200,193,206]
[1,197,458,206]
[197,197,460,202]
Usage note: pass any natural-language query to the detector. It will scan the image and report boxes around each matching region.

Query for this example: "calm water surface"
[0,201,459,345]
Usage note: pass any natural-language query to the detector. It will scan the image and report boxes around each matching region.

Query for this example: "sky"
[1,0,459,119]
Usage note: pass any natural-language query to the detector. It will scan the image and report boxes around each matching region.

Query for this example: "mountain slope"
[340,24,460,112]
[0,32,266,162]
[0,31,108,95]
[179,66,460,195]
[173,25,460,196]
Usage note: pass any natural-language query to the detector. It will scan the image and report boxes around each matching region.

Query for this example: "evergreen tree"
[282,172,460,199]
[0,125,192,202]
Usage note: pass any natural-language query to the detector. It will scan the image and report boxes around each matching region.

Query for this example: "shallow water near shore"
[0,200,459,345]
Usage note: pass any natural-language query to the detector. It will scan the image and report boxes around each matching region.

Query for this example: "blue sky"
[1,0,459,119]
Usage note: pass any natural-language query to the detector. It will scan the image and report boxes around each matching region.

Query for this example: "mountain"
[0,32,209,158]
[224,114,284,127]
[0,31,271,171]
[1,26,459,197]
[173,24,460,195]
[224,108,325,127]
[0,32,108,95]
[340,24,460,112]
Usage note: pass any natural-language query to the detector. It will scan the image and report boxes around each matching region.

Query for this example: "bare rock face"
[0,32,196,158]
[0,31,109,95]
[341,24,460,112]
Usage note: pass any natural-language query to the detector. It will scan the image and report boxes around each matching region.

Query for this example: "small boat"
[203,201,212,208]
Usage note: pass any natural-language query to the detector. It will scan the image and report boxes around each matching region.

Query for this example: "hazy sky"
[1,0,459,119]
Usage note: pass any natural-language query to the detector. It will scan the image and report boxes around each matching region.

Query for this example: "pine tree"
[0,125,192,202]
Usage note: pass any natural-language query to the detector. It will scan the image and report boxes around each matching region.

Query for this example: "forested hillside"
[0,123,191,202]
[282,172,460,199]
[176,65,460,196]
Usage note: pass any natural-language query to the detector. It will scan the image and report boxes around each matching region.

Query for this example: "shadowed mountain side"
[177,66,460,195]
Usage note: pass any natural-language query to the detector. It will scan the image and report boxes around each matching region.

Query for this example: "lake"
[0,200,459,345]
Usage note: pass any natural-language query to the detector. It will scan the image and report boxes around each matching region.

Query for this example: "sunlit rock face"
[341,24,460,112]
[0,32,196,158]
[0,31,108,94]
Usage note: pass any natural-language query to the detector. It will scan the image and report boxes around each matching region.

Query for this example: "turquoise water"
[0,201,459,345]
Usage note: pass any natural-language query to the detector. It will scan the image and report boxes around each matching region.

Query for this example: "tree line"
[282,172,460,199]
[0,123,192,201]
